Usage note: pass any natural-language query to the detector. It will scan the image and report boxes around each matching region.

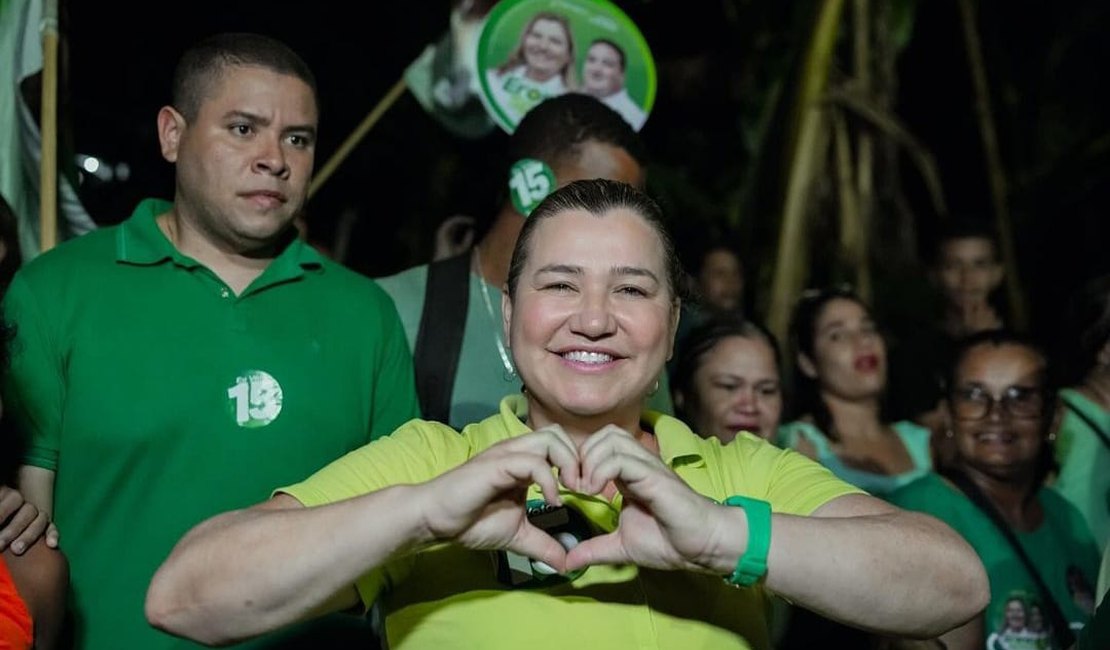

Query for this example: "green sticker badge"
[226,370,284,428]
[509,158,556,216]
[476,0,656,134]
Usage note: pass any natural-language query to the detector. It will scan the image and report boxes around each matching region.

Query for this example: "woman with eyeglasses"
[778,287,933,497]
[889,329,1100,650]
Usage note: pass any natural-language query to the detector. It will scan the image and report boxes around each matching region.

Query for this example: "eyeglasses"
[950,385,1045,420]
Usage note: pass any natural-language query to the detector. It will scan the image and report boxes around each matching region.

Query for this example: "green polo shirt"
[1,198,419,649]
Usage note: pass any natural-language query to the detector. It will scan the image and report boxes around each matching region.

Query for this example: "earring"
[649,380,660,396]
[1048,431,1057,442]
[945,429,954,439]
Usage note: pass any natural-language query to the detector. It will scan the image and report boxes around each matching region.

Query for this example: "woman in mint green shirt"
[778,286,932,497]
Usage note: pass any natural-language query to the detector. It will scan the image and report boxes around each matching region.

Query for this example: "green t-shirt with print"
[890,473,1100,649]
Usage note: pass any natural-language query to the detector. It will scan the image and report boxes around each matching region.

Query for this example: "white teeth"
[563,350,613,364]
[977,433,1014,443]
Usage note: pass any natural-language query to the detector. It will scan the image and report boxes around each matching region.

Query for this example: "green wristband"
[721,495,772,586]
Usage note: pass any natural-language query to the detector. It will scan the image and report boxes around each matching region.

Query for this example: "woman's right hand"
[415,426,582,572]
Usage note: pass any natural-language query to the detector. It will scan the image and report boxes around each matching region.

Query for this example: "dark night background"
[60,1,1110,349]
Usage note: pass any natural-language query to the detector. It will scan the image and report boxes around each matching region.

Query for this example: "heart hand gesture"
[564,425,734,575]
[415,423,742,578]
[417,425,582,573]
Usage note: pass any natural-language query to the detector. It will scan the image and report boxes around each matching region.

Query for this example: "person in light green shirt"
[1052,274,1110,551]
[145,180,989,650]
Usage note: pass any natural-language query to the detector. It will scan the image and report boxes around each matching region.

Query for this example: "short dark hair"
[506,179,682,302]
[589,39,626,71]
[944,329,1050,396]
[507,93,647,173]
[172,32,318,121]
[931,217,1000,265]
[672,312,781,418]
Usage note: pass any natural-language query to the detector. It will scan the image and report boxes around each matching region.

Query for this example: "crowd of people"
[0,31,1107,650]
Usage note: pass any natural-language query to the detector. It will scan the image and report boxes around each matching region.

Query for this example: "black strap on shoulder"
[942,470,1077,649]
[1059,394,1110,453]
[412,251,471,424]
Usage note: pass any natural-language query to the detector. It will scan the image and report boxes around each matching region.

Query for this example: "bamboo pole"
[852,0,873,303]
[825,86,947,216]
[308,77,408,200]
[38,0,59,252]
[956,0,1027,329]
[834,110,870,300]
[767,0,846,341]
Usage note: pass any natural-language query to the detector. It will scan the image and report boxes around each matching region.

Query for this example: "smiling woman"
[144,180,990,650]
[485,11,578,126]
[889,330,1101,650]
[501,179,681,438]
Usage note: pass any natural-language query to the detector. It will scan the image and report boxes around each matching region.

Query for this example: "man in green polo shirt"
[0,33,419,649]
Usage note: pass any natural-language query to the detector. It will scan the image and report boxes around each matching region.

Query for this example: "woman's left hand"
[563,425,738,575]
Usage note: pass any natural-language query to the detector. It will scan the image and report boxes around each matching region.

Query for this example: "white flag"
[0,0,97,262]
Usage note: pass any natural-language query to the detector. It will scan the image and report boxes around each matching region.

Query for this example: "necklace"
[472,245,516,379]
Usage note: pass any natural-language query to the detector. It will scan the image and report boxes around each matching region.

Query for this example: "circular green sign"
[476,0,656,134]
[508,158,556,216]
